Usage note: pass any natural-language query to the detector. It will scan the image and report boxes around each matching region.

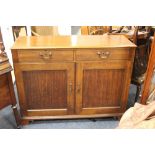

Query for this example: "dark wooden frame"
[131,26,151,102]
[12,26,27,41]
[141,34,155,104]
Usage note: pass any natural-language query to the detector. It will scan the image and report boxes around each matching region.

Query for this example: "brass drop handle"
[40,50,52,60]
[97,51,110,59]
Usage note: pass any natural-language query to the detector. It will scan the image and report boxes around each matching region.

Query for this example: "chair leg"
[135,85,141,102]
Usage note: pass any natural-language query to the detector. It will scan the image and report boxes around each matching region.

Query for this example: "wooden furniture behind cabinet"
[31,26,58,36]
[0,28,20,127]
[11,35,136,124]
[131,26,151,102]
[81,26,111,35]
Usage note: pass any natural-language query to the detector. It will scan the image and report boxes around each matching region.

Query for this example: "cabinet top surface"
[12,35,136,50]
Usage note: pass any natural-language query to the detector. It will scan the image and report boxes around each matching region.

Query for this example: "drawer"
[75,49,131,61]
[17,50,74,62]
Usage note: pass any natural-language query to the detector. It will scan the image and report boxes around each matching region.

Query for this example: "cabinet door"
[14,63,75,117]
[76,61,132,115]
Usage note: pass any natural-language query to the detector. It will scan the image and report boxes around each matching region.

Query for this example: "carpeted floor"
[0,84,136,129]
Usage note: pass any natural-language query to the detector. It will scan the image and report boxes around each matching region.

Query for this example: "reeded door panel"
[76,61,131,115]
[14,63,75,116]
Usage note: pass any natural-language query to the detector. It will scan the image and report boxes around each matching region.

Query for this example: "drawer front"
[75,49,131,61]
[17,50,74,62]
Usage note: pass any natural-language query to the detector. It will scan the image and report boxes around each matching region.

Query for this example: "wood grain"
[0,74,11,108]
[18,49,74,62]
[23,70,67,109]
[141,35,155,104]
[0,27,20,126]
[14,63,75,116]
[76,61,132,114]
[75,48,131,61]
[82,69,124,107]
[11,35,135,122]
[11,35,136,50]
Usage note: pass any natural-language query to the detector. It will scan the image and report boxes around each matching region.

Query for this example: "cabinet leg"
[21,119,30,126]
[17,125,22,129]
[12,106,21,127]
[89,118,97,122]
[7,73,21,128]
[117,116,122,120]
[114,116,122,120]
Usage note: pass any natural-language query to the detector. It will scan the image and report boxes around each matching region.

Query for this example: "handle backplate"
[97,51,110,59]
[40,50,52,60]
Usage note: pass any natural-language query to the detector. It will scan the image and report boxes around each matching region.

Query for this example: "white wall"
[58,26,71,35]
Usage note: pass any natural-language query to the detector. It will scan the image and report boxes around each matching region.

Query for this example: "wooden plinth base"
[20,113,123,125]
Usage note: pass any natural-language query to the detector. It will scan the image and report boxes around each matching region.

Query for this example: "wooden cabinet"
[11,35,136,123]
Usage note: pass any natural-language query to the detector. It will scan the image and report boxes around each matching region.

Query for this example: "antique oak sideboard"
[11,35,136,124]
